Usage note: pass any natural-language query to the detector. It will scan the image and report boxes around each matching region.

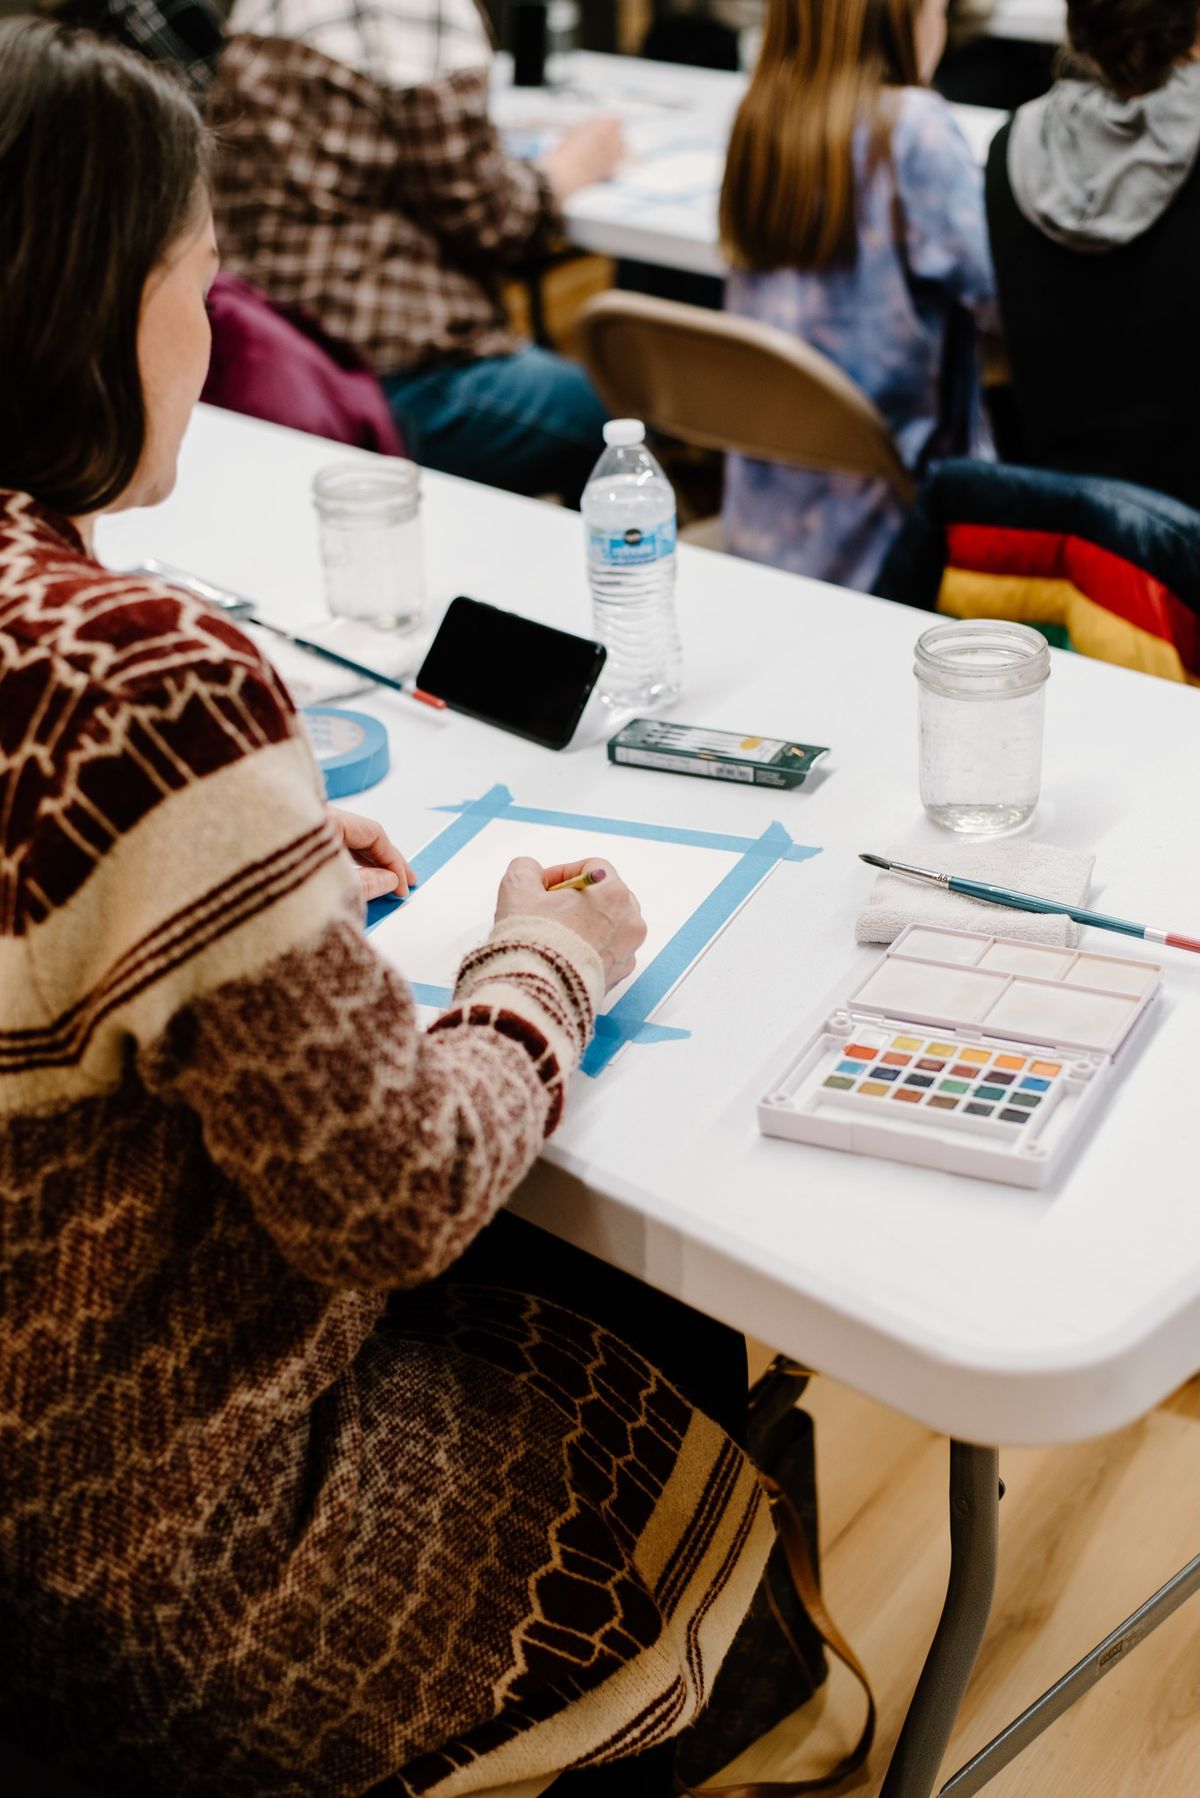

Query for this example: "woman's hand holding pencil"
[495,858,646,991]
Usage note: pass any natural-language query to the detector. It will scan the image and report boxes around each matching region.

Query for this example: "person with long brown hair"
[718,0,996,590]
[0,20,770,1796]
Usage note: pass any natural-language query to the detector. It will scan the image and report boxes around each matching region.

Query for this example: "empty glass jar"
[914,619,1050,834]
[313,461,424,632]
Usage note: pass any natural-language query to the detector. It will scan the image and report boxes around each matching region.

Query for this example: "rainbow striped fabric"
[874,460,1200,684]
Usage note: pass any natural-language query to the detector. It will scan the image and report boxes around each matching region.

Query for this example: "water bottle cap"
[602,419,646,447]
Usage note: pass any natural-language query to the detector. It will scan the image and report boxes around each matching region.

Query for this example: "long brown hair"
[0,18,210,516]
[720,0,922,273]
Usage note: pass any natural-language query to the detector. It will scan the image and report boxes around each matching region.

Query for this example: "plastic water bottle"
[583,419,682,711]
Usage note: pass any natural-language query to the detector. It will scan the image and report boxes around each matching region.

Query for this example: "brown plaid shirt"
[208,35,563,374]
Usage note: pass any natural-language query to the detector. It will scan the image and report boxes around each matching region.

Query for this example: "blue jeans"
[383,346,608,505]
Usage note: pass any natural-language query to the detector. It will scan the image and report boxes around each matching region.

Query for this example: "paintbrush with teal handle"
[859,852,1200,955]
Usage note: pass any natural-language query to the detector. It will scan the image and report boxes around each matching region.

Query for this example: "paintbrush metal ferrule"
[860,853,951,889]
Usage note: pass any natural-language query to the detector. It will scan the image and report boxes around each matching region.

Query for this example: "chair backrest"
[577,291,915,504]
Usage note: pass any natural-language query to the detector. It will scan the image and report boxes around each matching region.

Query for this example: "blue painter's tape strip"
[581,819,797,1076]
[366,892,403,931]
[593,1016,691,1049]
[366,785,516,932]
[400,783,515,892]
[409,982,453,1009]
[431,795,820,862]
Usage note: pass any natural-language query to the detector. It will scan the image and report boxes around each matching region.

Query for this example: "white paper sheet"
[369,815,767,1020]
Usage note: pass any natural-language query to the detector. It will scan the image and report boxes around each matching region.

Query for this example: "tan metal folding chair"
[576,291,915,544]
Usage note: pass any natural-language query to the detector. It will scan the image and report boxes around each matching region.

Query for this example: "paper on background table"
[370,815,774,1026]
[501,134,723,201]
[615,150,725,196]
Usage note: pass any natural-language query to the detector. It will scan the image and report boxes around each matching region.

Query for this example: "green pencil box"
[607,718,829,789]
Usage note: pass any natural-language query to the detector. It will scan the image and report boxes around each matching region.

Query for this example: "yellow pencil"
[546,868,607,893]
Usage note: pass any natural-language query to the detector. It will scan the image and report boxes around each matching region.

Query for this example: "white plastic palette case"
[758,924,1163,1188]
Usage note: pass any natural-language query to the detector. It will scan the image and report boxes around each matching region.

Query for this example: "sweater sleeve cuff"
[450,915,604,1077]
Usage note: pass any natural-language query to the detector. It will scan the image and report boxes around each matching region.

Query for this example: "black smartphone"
[416,596,607,750]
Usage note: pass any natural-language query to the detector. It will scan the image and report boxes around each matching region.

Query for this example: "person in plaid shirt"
[58,0,623,501]
[51,0,223,93]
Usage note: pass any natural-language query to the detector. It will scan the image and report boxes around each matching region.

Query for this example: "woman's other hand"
[540,118,625,203]
[495,857,647,991]
[330,806,417,902]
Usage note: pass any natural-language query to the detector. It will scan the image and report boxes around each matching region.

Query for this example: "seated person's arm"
[894,91,1000,329]
[111,651,614,1291]
[143,881,604,1290]
[389,67,621,268]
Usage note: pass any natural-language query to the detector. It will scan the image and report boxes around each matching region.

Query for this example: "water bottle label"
[588,519,677,567]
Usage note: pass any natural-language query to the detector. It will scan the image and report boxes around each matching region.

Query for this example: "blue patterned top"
[722,87,998,592]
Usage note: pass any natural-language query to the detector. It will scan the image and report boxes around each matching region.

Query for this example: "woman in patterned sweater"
[0,21,771,1797]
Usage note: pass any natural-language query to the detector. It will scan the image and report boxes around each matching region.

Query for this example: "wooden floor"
[726,1351,1200,1797]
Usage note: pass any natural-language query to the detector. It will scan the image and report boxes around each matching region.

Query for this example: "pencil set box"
[608,718,828,788]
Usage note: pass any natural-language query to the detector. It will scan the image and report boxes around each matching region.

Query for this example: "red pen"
[402,684,450,724]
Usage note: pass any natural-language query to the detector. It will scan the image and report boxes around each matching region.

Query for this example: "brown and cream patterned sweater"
[0,492,770,1797]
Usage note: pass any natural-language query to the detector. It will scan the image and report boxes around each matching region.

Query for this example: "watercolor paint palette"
[758,924,1163,1188]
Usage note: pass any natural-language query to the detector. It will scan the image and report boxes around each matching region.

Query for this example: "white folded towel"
[856,840,1096,948]
[247,617,428,707]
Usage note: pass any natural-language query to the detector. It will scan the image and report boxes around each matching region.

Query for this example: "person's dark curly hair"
[1067,0,1200,95]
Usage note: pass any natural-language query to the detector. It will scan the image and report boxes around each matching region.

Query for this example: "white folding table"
[492,50,1009,277]
[97,405,1200,1795]
[972,1,1066,45]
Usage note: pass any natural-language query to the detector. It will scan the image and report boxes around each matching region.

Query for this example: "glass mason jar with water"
[312,461,424,632]
[914,619,1050,833]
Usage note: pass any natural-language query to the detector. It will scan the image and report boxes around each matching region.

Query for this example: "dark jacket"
[986,117,1200,511]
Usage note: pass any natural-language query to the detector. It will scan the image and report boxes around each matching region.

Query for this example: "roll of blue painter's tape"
[302,707,390,799]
